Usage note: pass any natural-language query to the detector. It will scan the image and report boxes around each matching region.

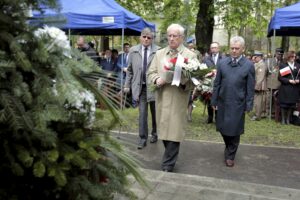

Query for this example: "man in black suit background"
[203,42,223,123]
[100,49,116,72]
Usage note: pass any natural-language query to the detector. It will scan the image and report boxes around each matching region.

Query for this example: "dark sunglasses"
[142,35,152,40]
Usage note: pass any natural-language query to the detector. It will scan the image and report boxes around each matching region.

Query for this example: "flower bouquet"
[161,53,201,86]
[195,69,217,103]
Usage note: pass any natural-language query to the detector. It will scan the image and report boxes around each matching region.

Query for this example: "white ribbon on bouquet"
[171,53,184,86]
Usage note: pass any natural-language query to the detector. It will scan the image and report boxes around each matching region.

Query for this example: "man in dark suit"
[211,36,255,167]
[100,49,116,72]
[204,42,223,68]
[203,42,223,123]
[116,43,130,86]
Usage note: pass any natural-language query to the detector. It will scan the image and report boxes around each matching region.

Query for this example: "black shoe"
[137,140,147,149]
[162,168,173,172]
[150,135,158,143]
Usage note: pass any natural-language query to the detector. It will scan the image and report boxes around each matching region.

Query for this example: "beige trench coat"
[147,45,196,142]
[254,60,268,91]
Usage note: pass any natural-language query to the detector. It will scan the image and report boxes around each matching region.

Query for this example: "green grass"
[102,101,300,148]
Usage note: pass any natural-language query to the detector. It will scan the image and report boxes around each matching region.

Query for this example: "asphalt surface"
[114,132,300,190]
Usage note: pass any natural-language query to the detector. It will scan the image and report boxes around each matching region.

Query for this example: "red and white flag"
[279,66,291,76]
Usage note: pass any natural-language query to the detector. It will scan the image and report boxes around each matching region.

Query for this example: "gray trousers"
[162,140,180,170]
[139,85,157,141]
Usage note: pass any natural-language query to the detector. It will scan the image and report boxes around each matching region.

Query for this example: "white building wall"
[212,28,228,47]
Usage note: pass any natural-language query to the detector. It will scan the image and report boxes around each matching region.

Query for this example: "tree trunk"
[281,36,289,52]
[195,0,214,54]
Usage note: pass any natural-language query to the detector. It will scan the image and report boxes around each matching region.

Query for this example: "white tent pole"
[269,29,276,120]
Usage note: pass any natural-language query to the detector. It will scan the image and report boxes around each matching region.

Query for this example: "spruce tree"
[0,1,144,199]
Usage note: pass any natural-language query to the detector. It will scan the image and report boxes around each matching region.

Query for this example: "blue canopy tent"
[267,2,300,37]
[30,0,156,109]
[266,2,300,119]
[30,0,156,36]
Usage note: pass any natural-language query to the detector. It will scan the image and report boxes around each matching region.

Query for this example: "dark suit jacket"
[278,62,300,104]
[204,53,224,68]
[211,56,255,136]
[100,58,116,72]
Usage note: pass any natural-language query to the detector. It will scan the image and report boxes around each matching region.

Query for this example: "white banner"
[171,54,184,86]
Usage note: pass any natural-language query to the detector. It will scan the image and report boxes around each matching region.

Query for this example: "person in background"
[147,24,196,172]
[124,28,159,149]
[116,43,130,86]
[204,42,223,68]
[203,42,223,123]
[251,52,268,121]
[266,48,283,118]
[211,36,255,167]
[100,49,116,72]
[77,36,99,65]
[277,51,300,125]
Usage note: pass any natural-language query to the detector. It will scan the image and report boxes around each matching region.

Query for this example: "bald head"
[77,36,86,49]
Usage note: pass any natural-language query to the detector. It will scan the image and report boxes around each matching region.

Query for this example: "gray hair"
[230,36,245,47]
[141,27,154,37]
[167,24,185,36]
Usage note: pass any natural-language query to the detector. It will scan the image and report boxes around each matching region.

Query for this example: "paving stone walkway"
[113,132,300,200]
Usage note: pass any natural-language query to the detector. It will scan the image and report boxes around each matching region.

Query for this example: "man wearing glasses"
[147,24,197,172]
[124,28,159,149]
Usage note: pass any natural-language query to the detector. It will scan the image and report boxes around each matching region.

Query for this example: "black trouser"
[222,135,240,160]
[207,104,214,122]
[207,100,217,122]
[161,140,180,171]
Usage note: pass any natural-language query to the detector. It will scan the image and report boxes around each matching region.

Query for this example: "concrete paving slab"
[114,132,300,190]
[122,169,300,200]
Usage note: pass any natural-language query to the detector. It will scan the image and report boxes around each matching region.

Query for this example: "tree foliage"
[116,0,163,20]
[0,0,145,199]
[118,0,299,52]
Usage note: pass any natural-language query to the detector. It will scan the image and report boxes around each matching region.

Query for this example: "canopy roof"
[267,2,300,37]
[30,0,155,35]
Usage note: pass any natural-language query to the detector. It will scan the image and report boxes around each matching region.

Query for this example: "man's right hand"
[156,77,166,87]
[123,87,130,93]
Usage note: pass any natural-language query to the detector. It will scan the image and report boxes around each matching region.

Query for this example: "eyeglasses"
[142,35,152,40]
[168,34,181,38]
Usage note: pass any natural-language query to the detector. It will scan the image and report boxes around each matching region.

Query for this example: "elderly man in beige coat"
[147,24,196,172]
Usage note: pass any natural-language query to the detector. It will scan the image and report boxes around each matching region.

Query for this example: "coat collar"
[166,44,185,55]
[131,44,159,55]
[227,56,247,67]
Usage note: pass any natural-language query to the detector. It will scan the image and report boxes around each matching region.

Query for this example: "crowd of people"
[77,24,300,172]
